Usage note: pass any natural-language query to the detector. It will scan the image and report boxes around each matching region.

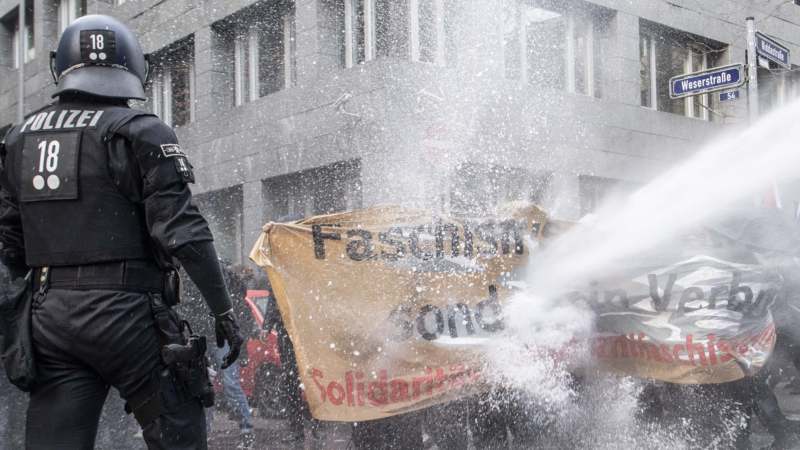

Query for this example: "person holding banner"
[635,208,800,448]
[708,209,800,448]
[263,277,313,445]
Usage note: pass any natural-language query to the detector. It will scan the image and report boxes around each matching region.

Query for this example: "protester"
[709,208,800,448]
[216,264,256,446]
[181,263,254,448]
[635,208,800,448]
[263,278,313,445]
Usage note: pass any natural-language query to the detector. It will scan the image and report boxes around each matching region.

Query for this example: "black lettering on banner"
[498,220,524,255]
[648,273,676,312]
[463,223,474,258]
[447,303,476,338]
[387,305,415,341]
[346,229,374,261]
[312,224,341,259]
[475,285,504,332]
[728,272,753,312]
[379,228,406,261]
[409,225,434,260]
[437,223,461,258]
[416,305,444,340]
[678,287,705,314]
[708,285,728,309]
[750,288,777,317]
[475,221,498,257]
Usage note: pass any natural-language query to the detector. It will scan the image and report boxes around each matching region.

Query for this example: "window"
[639,21,726,120]
[410,0,446,65]
[149,37,194,127]
[332,0,446,68]
[504,2,605,97]
[10,4,35,68]
[263,160,362,221]
[216,1,296,106]
[58,0,85,33]
[336,0,405,67]
[449,163,551,216]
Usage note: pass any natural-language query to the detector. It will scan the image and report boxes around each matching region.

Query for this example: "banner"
[250,206,546,421]
[249,206,778,421]
[585,252,777,384]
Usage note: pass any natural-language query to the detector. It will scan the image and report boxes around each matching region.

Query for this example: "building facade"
[2,0,800,265]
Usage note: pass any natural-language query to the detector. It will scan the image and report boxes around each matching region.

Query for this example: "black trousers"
[275,320,308,438]
[26,288,206,450]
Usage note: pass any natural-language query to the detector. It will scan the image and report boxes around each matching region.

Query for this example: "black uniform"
[0,97,234,449]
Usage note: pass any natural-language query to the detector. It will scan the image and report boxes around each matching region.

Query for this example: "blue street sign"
[669,64,745,99]
[719,90,740,102]
[755,32,790,68]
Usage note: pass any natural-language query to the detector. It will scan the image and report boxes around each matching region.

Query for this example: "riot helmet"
[50,15,149,100]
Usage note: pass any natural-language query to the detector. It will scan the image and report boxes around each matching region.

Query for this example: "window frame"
[12,12,35,68]
[150,43,196,128]
[340,0,421,68]
[232,6,296,105]
[409,0,446,66]
[639,24,724,121]
[344,0,377,67]
[58,0,85,33]
[512,4,600,97]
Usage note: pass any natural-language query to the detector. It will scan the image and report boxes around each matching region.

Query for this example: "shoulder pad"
[120,116,194,184]
[99,106,156,142]
[119,115,180,152]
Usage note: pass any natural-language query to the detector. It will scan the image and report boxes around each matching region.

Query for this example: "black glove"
[215,309,244,369]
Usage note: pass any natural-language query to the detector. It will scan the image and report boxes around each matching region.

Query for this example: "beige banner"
[249,206,546,421]
[249,206,776,421]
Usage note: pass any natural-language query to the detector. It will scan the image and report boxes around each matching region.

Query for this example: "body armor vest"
[4,101,154,267]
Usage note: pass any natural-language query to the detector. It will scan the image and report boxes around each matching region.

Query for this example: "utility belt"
[33,259,164,293]
[32,259,214,425]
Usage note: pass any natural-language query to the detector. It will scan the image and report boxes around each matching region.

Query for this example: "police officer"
[0,15,243,449]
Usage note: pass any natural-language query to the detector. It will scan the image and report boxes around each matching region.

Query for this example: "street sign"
[755,32,790,68]
[669,63,746,99]
[719,90,740,102]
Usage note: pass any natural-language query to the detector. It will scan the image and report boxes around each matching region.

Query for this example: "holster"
[126,293,214,427]
[152,294,214,406]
